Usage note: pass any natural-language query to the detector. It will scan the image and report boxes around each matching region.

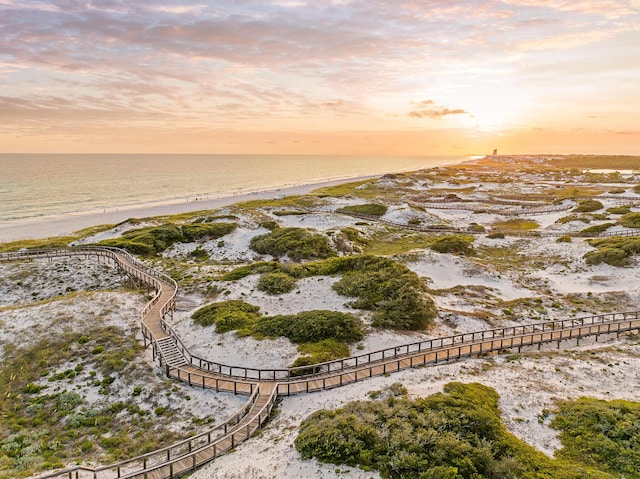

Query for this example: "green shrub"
[339,227,369,246]
[608,188,626,194]
[407,218,421,225]
[634,184,640,194]
[98,221,236,255]
[551,397,640,477]
[327,257,436,330]
[429,234,474,255]
[467,223,485,232]
[250,227,335,261]
[557,214,590,224]
[291,339,351,374]
[619,212,640,228]
[297,339,350,360]
[257,272,297,295]
[584,248,628,266]
[585,236,640,266]
[253,311,363,343]
[606,206,631,215]
[181,222,236,241]
[98,223,183,254]
[487,232,504,239]
[288,355,323,376]
[220,262,281,281]
[557,235,572,243]
[189,246,208,260]
[574,199,604,212]
[579,223,615,235]
[281,255,436,331]
[22,383,45,394]
[272,210,306,216]
[97,238,156,256]
[220,255,437,332]
[295,382,611,479]
[191,300,261,333]
[337,204,388,217]
[260,220,280,231]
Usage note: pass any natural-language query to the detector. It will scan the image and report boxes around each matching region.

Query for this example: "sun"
[442,74,531,132]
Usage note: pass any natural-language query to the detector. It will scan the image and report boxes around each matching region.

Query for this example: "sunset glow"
[1,1,639,155]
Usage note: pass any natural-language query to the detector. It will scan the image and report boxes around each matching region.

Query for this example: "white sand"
[3,165,640,479]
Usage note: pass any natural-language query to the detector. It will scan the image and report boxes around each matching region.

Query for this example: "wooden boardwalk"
[2,247,639,479]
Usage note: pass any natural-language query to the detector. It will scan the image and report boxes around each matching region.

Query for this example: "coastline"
[0,175,377,242]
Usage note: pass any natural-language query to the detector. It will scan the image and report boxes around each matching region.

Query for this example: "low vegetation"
[333,227,370,254]
[290,339,352,374]
[619,212,640,228]
[252,311,364,343]
[295,382,616,479]
[552,155,640,170]
[191,301,363,366]
[336,203,388,217]
[220,262,280,281]
[249,227,335,261]
[223,255,437,330]
[180,222,237,242]
[557,214,591,224]
[584,236,640,266]
[579,223,615,236]
[492,218,539,231]
[429,234,475,255]
[257,272,297,294]
[312,179,376,198]
[606,206,631,215]
[191,300,261,333]
[361,231,433,256]
[574,199,604,213]
[0,327,185,478]
[551,397,640,478]
[98,222,236,255]
[333,266,433,330]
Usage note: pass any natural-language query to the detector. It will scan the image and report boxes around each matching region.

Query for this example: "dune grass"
[492,218,539,231]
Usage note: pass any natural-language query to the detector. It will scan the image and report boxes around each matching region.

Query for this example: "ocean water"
[0,154,466,223]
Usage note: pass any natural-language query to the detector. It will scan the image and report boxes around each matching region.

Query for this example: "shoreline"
[0,175,378,242]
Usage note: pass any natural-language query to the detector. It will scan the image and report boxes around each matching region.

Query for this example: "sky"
[1,0,639,155]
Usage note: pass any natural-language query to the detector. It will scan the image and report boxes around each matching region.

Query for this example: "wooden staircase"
[156,337,188,368]
[3,247,638,479]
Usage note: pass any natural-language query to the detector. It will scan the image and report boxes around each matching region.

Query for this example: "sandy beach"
[0,176,374,242]
[1,159,639,479]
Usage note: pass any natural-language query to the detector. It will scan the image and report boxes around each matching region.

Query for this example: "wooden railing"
[5,245,640,478]
[0,246,180,370]
[4,250,640,390]
[1,248,278,479]
[169,310,640,384]
[318,208,640,239]
[33,387,264,479]
[408,201,573,216]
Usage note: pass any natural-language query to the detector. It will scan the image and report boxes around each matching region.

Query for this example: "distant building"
[492,149,498,156]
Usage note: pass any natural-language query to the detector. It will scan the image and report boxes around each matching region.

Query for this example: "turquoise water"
[0,154,467,222]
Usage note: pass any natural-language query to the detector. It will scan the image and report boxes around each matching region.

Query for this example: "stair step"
[155,337,188,367]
